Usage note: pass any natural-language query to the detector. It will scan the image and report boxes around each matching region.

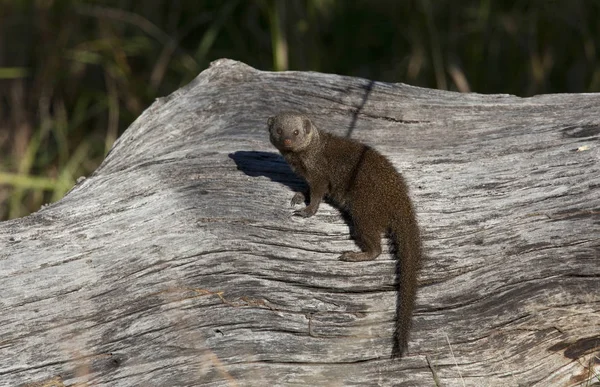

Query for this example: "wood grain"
[1,59,599,386]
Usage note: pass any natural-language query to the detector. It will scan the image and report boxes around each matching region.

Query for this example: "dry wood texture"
[1,59,599,387]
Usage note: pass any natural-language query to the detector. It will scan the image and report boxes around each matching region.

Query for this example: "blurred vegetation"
[0,0,599,220]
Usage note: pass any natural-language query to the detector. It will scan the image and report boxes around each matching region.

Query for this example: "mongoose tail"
[390,202,422,358]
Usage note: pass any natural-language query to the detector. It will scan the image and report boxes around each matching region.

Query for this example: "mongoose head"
[268,113,316,152]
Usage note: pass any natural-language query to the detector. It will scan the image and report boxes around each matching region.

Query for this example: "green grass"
[1,0,599,220]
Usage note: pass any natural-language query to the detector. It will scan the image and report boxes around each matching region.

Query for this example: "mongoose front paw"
[290,192,305,206]
[293,207,316,217]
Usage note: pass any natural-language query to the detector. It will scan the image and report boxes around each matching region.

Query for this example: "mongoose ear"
[267,116,274,129]
[303,118,312,133]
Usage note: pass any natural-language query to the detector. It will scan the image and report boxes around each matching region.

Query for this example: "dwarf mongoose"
[268,112,422,357]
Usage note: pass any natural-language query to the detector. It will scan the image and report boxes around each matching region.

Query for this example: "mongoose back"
[267,112,422,358]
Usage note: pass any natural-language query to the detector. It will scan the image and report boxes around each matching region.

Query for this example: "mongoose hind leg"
[339,218,383,262]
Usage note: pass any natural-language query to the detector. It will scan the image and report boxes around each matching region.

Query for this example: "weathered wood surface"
[1,59,599,387]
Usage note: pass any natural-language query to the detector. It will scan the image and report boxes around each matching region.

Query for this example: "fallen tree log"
[1,59,599,387]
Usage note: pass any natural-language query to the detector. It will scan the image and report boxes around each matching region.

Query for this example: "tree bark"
[1,59,599,387]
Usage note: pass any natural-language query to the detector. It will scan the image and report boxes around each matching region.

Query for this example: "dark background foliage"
[1,0,598,220]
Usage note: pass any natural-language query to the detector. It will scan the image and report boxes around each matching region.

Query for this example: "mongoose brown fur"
[267,112,422,358]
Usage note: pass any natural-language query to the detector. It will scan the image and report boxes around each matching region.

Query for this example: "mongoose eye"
[293,130,299,136]
[276,128,282,134]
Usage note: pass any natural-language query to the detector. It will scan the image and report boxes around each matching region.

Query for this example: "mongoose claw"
[293,207,315,217]
[339,251,377,261]
[339,251,361,261]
